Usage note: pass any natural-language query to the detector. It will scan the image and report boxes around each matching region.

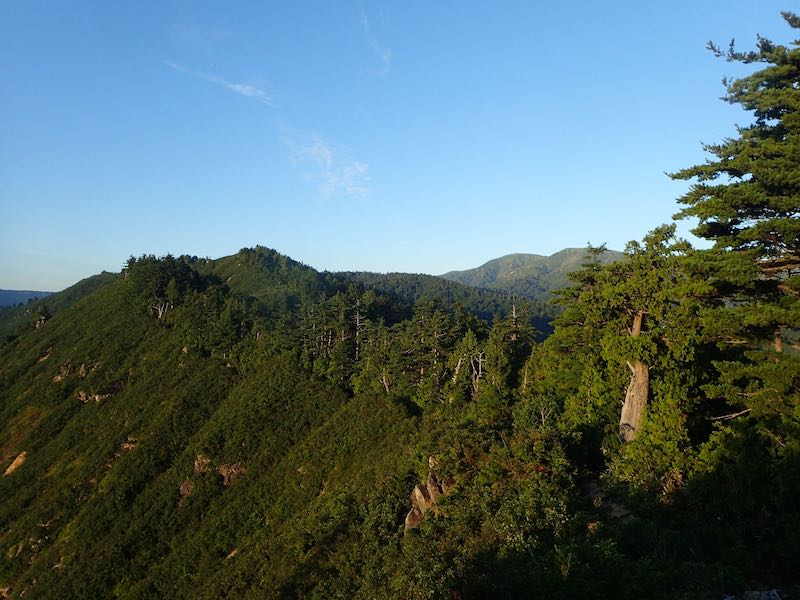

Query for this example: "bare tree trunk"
[619,311,649,442]
[451,356,463,384]
[380,370,390,394]
[354,299,363,362]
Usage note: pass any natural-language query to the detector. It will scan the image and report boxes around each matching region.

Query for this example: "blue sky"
[0,1,793,290]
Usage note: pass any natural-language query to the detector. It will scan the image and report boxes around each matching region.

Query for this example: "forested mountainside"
[335,270,557,333]
[1,14,799,600]
[440,248,625,300]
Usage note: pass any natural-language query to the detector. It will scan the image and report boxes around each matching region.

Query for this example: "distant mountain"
[189,246,556,327]
[0,290,53,307]
[439,248,625,300]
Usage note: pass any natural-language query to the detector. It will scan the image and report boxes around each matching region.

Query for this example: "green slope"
[0,259,416,598]
[440,248,624,300]
[1,246,795,598]
[0,272,118,340]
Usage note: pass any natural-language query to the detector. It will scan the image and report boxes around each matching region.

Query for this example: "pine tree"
[671,12,800,454]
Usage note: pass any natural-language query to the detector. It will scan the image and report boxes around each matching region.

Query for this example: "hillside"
[440,248,625,300]
[3,13,799,598]
[0,273,118,341]
[0,245,796,598]
[336,270,558,331]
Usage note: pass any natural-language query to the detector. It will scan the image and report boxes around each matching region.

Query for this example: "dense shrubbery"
[0,13,798,599]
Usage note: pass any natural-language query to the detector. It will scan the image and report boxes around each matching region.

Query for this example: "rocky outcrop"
[37,347,52,362]
[76,390,111,403]
[53,364,71,382]
[193,455,245,487]
[103,437,139,470]
[120,437,138,451]
[178,479,195,506]
[4,452,27,476]
[76,382,122,404]
[218,463,245,487]
[404,507,424,530]
[194,454,212,473]
[404,457,452,531]
[411,480,438,515]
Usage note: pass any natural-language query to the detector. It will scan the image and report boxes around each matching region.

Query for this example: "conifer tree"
[671,12,800,452]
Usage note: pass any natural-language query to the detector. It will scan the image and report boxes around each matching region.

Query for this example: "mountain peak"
[440,247,624,299]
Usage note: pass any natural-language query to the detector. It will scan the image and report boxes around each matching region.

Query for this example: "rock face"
[404,457,451,531]
[404,507,424,530]
[4,452,27,476]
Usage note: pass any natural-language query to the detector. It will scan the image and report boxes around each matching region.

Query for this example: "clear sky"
[0,1,794,290]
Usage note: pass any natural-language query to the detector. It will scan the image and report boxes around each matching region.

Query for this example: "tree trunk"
[380,370,390,394]
[619,311,649,442]
[620,360,649,442]
[774,326,784,354]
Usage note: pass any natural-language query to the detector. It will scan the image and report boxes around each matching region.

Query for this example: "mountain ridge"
[0,290,53,308]
[440,247,625,299]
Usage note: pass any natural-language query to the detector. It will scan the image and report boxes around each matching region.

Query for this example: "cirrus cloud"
[281,129,371,200]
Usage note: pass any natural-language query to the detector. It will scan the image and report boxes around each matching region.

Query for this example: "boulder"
[178,479,195,506]
[179,479,195,498]
[194,454,212,473]
[4,452,27,476]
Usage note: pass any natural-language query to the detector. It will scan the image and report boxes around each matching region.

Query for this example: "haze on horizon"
[0,1,792,291]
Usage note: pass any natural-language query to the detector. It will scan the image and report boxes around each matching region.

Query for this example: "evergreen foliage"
[0,12,799,599]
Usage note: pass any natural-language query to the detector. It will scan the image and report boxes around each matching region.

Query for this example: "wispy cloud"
[360,10,391,76]
[164,61,275,107]
[281,130,370,200]
[166,61,372,198]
